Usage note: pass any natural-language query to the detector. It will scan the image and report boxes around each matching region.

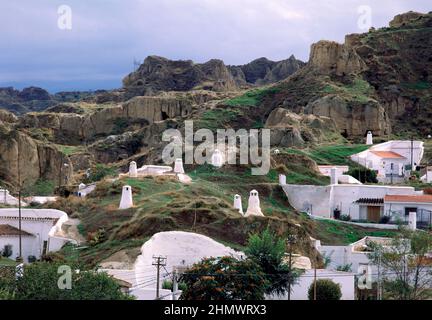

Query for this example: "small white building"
[351,140,424,183]
[245,190,264,217]
[282,183,419,221]
[318,166,349,177]
[267,268,355,300]
[0,209,75,262]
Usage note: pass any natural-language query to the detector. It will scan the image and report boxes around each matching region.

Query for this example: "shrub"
[308,279,342,300]
[87,164,116,182]
[379,216,391,224]
[2,245,13,258]
[339,214,351,222]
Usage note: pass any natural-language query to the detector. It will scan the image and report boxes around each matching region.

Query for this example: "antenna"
[133,57,141,72]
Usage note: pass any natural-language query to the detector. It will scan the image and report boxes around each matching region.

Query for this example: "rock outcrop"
[231,56,305,85]
[265,107,340,146]
[19,95,192,144]
[309,40,367,76]
[0,86,55,114]
[304,95,390,136]
[123,55,305,98]
[0,131,72,189]
[122,56,237,98]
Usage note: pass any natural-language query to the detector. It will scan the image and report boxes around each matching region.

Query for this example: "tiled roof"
[0,224,34,237]
[384,195,432,203]
[370,151,406,159]
[355,198,384,205]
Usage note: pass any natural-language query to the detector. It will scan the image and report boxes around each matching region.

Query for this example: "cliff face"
[18,95,192,144]
[259,11,432,137]
[0,131,72,189]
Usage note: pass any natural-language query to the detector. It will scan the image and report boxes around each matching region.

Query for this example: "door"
[367,206,381,223]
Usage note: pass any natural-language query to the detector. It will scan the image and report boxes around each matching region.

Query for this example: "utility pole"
[172,269,179,301]
[152,255,167,299]
[17,135,23,261]
[390,163,394,184]
[377,249,382,300]
[314,266,317,300]
[411,136,414,173]
[286,234,296,300]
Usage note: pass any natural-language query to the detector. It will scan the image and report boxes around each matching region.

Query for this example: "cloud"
[0,0,430,92]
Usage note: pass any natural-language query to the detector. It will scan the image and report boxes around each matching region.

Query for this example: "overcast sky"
[0,0,430,92]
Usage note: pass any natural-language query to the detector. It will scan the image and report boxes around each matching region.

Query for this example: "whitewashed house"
[0,189,26,206]
[283,182,418,221]
[0,209,76,262]
[316,236,392,277]
[351,140,424,183]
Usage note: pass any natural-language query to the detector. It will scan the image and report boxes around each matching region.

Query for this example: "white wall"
[0,235,37,262]
[283,184,415,218]
[0,209,72,262]
[384,202,432,223]
[133,231,244,290]
[267,270,355,300]
[282,185,331,217]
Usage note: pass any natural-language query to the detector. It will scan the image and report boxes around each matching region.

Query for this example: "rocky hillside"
[122,55,304,98]
[255,11,432,138]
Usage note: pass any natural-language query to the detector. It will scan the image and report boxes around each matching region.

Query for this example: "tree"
[308,279,342,300]
[367,229,432,300]
[347,167,378,183]
[245,228,300,296]
[180,256,268,300]
[11,262,131,300]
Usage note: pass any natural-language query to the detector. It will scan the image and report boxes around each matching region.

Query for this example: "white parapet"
[330,167,338,185]
[279,174,286,186]
[211,149,223,168]
[233,194,243,215]
[366,131,373,145]
[129,161,138,178]
[245,190,264,217]
[174,158,185,174]
[119,185,133,210]
[408,212,417,230]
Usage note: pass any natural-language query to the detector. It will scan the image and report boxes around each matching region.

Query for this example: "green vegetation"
[56,145,86,156]
[225,87,281,107]
[180,256,268,300]
[87,164,117,182]
[322,78,374,103]
[315,219,398,245]
[402,81,432,91]
[23,179,55,196]
[308,279,342,300]
[246,229,300,296]
[2,262,132,300]
[0,257,17,267]
[282,144,369,165]
[197,107,243,130]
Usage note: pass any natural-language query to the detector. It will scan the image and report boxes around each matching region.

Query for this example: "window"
[405,207,417,216]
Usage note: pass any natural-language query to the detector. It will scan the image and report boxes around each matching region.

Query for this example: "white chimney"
[366,131,373,145]
[119,185,133,209]
[330,167,338,185]
[174,158,185,174]
[129,161,138,178]
[245,190,264,217]
[408,212,417,230]
[279,174,286,186]
[211,149,223,168]
[233,194,243,214]
[78,183,86,191]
